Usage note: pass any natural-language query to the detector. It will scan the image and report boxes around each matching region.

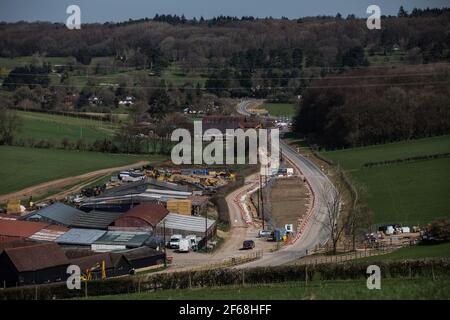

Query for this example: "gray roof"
[93,231,151,248]
[100,178,188,198]
[158,213,216,233]
[27,202,84,226]
[56,228,106,245]
[69,210,124,229]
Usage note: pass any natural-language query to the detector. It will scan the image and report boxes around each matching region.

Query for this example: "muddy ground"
[269,177,310,228]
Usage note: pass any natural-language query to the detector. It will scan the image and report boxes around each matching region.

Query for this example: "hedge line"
[362,152,450,168]
[1,259,449,300]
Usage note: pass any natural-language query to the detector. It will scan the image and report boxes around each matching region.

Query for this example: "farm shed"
[120,246,165,271]
[0,220,49,243]
[24,202,85,227]
[28,225,69,242]
[69,210,124,229]
[155,213,216,240]
[0,243,69,287]
[56,228,106,246]
[69,252,130,280]
[113,203,169,231]
[91,231,151,252]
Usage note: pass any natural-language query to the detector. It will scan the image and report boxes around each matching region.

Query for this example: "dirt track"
[0,161,149,203]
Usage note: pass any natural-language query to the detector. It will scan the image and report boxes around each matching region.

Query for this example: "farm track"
[0,160,149,202]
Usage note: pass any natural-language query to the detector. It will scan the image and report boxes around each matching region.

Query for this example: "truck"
[185,235,201,251]
[178,238,191,253]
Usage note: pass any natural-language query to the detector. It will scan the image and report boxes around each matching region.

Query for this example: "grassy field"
[87,277,450,300]
[322,135,450,226]
[16,111,118,144]
[359,243,450,262]
[0,146,166,195]
[260,103,297,118]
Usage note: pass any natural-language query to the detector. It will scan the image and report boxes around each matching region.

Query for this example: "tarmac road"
[235,100,337,267]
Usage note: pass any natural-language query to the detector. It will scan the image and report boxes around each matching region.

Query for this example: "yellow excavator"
[80,260,106,281]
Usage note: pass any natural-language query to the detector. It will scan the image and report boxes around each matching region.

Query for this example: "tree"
[0,107,22,145]
[398,6,408,18]
[318,182,345,254]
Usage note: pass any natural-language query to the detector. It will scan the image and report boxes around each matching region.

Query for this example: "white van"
[169,234,183,249]
[178,238,190,253]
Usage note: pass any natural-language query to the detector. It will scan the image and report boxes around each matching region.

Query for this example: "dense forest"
[292,63,450,148]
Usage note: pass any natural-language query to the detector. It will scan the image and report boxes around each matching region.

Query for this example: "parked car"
[242,240,255,250]
[169,234,183,249]
[258,230,272,238]
[178,238,190,253]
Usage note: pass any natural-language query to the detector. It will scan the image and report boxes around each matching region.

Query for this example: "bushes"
[1,259,449,300]
[362,152,450,168]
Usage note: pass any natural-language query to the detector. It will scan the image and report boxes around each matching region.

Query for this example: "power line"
[1,71,443,81]
[2,80,449,90]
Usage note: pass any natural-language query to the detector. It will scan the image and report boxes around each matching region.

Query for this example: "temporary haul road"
[234,100,337,267]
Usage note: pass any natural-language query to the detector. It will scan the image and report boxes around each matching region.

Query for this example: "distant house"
[113,203,169,231]
[118,96,135,106]
[0,243,70,287]
[202,115,261,134]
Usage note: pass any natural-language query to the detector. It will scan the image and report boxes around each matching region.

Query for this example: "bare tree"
[319,182,345,255]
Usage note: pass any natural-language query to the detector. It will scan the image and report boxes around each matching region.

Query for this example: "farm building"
[56,228,106,246]
[0,220,49,243]
[69,252,130,280]
[24,202,85,227]
[28,225,69,242]
[120,246,165,272]
[69,210,124,229]
[155,213,216,240]
[113,203,169,231]
[91,231,151,252]
[0,243,70,287]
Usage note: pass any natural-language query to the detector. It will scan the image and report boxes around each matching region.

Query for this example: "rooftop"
[25,202,85,226]
[158,213,216,233]
[56,228,106,246]
[0,219,49,238]
[2,243,69,272]
[93,231,151,248]
[116,203,169,227]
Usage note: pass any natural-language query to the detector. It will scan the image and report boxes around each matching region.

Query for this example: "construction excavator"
[80,260,106,281]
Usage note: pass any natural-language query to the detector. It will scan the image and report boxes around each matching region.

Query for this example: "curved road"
[235,100,337,267]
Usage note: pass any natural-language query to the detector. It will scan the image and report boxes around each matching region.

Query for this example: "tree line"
[292,63,450,149]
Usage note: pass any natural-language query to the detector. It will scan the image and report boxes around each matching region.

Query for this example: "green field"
[360,243,450,262]
[0,146,166,196]
[87,277,450,300]
[323,135,450,226]
[261,103,297,118]
[16,111,118,144]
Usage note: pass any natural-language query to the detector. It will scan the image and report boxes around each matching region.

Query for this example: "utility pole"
[163,219,167,268]
[205,213,208,253]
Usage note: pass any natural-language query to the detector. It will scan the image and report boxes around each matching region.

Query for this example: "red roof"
[0,220,49,238]
[116,203,168,227]
[3,243,69,272]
